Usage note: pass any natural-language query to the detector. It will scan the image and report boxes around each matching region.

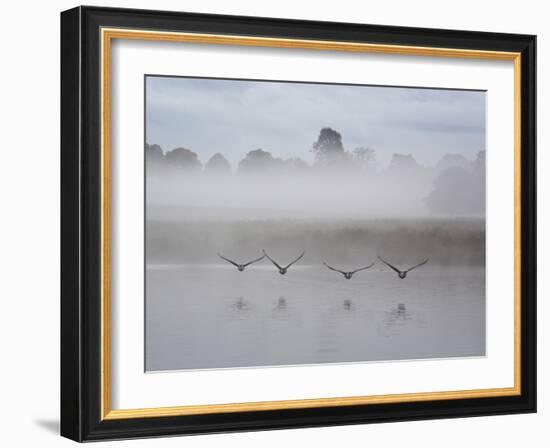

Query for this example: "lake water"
[145,264,485,371]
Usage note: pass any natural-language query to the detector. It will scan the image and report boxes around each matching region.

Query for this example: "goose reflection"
[272,296,293,320]
[276,297,287,310]
[385,303,412,328]
[233,297,249,311]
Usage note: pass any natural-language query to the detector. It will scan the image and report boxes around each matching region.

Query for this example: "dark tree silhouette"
[146,143,163,163]
[435,153,471,173]
[472,150,485,176]
[312,127,347,165]
[287,157,309,171]
[470,150,486,212]
[145,143,164,175]
[238,148,282,174]
[388,153,421,173]
[204,153,232,175]
[164,147,202,172]
[353,146,375,162]
[425,166,484,215]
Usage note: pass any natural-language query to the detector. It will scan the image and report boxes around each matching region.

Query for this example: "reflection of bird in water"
[384,303,412,329]
[396,303,407,317]
[323,262,375,279]
[391,303,411,320]
[343,299,352,310]
[234,297,247,310]
[377,256,429,279]
[217,253,264,271]
[263,250,305,275]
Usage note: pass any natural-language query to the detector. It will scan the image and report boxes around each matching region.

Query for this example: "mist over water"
[145,77,486,371]
[146,150,485,221]
[145,167,486,371]
[145,167,485,267]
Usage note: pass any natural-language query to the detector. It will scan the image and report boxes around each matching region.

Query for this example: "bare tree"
[353,146,376,171]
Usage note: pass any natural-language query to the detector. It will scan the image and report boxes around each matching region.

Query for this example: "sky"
[145,76,486,169]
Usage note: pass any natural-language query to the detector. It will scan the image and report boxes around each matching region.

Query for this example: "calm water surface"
[145,265,485,371]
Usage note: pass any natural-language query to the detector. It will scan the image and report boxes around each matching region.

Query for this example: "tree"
[470,150,486,212]
[204,153,231,175]
[387,153,421,174]
[353,146,376,171]
[238,148,282,174]
[425,166,484,215]
[435,153,471,174]
[472,150,485,177]
[164,147,202,172]
[145,143,164,171]
[312,127,347,165]
[145,143,163,159]
[288,157,309,171]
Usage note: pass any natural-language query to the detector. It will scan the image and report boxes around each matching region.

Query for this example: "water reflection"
[146,265,486,370]
[271,296,294,321]
[233,296,249,311]
[386,303,412,326]
[230,297,416,332]
[230,295,362,317]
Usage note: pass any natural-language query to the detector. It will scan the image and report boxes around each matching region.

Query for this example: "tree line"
[146,127,485,215]
[146,127,376,175]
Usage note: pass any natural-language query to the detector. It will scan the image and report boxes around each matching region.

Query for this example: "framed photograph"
[60,6,536,442]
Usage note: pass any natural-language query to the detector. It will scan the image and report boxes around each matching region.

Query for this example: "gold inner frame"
[100,27,522,420]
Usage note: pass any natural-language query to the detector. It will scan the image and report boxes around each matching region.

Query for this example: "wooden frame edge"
[99,27,523,421]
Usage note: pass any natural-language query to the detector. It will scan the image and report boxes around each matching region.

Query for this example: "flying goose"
[217,253,265,271]
[263,249,305,275]
[323,262,375,279]
[377,256,429,279]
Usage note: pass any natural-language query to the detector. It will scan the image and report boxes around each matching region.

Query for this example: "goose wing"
[285,251,305,269]
[351,262,375,274]
[242,254,265,267]
[262,250,283,270]
[405,258,429,273]
[377,256,402,274]
[218,253,240,267]
[323,262,346,275]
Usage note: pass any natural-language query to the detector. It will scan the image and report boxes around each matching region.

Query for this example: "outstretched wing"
[262,250,283,270]
[218,253,239,267]
[351,262,375,274]
[285,251,305,269]
[377,256,401,274]
[323,262,346,275]
[405,258,429,273]
[242,254,265,267]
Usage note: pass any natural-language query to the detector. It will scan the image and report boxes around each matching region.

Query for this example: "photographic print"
[145,76,487,372]
[61,9,536,440]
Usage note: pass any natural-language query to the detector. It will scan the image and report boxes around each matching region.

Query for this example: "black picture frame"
[61,5,536,442]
